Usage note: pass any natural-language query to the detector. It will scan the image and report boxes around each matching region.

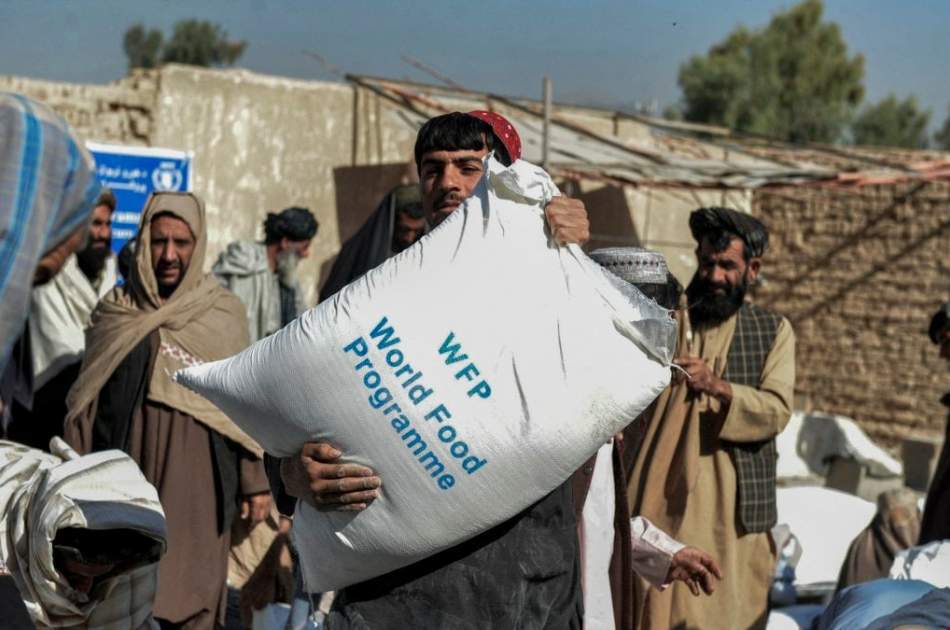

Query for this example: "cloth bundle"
[177,157,675,592]
[0,439,166,629]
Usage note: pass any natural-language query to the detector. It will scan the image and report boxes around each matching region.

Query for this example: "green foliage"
[161,20,247,67]
[123,23,163,70]
[122,20,246,70]
[934,108,950,150]
[852,94,930,148]
[677,0,864,143]
[661,103,684,121]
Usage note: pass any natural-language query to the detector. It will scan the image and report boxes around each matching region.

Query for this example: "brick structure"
[752,182,950,444]
[0,70,158,145]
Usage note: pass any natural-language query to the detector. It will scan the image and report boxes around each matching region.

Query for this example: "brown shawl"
[65,192,261,457]
[836,488,921,591]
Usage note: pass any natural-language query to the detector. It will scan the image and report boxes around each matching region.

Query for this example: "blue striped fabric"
[0,92,100,373]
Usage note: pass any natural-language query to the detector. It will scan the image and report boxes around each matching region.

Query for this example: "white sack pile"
[776,486,875,588]
[776,411,902,480]
[177,157,675,592]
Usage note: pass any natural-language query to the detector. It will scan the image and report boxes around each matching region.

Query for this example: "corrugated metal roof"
[351,75,950,189]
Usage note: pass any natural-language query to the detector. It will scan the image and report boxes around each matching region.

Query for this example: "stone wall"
[752,182,950,444]
[0,71,158,145]
[0,66,413,305]
[150,66,365,304]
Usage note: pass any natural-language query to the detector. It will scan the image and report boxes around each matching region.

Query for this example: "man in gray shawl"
[213,206,319,343]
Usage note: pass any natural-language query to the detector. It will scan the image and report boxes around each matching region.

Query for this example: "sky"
[2,0,949,130]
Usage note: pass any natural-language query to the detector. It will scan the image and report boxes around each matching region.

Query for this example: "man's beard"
[76,239,111,281]
[276,249,300,287]
[686,273,748,327]
[155,260,186,298]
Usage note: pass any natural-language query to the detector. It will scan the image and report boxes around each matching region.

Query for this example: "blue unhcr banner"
[86,141,193,255]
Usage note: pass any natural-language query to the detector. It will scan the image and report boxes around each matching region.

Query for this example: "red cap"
[466,110,522,162]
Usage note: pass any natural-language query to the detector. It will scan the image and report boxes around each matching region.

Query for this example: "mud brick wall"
[752,182,950,445]
[0,70,158,145]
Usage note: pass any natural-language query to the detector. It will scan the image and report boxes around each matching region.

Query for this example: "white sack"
[788,412,902,479]
[776,487,875,588]
[776,412,813,479]
[176,157,675,592]
[889,540,950,588]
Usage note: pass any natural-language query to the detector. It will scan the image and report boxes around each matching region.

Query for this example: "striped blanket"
[0,439,166,629]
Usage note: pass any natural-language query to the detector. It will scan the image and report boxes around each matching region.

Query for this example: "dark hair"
[635,273,684,310]
[264,206,319,244]
[400,202,425,220]
[392,184,424,219]
[929,303,950,344]
[117,239,136,282]
[705,229,751,262]
[53,527,162,568]
[689,206,769,263]
[414,112,511,172]
[96,188,117,212]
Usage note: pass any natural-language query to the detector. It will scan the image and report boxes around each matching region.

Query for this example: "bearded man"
[6,189,119,450]
[213,206,319,343]
[64,192,272,629]
[628,207,795,630]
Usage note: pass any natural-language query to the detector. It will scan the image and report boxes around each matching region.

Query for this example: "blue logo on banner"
[87,143,192,257]
[152,162,185,191]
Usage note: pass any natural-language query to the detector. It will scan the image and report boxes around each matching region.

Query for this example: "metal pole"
[542,77,552,170]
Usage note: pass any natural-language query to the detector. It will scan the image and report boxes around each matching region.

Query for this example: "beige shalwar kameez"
[630,312,795,630]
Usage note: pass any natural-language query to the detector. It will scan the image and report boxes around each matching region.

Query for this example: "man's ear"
[746,257,762,283]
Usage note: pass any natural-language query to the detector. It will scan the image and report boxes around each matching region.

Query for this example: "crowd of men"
[0,92,948,630]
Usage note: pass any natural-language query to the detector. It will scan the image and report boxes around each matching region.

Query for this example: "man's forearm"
[630,516,684,589]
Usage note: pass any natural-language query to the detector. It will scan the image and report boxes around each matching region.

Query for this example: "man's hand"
[667,546,723,596]
[240,492,272,526]
[278,515,292,534]
[673,357,732,402]
[280,442,380,512]
[544,196,590,246]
